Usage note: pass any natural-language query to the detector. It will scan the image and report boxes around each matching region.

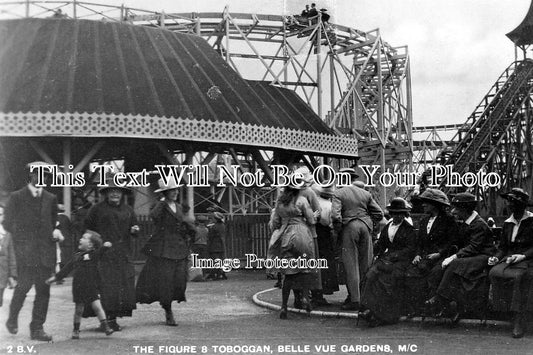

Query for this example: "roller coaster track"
[437,59,533,191]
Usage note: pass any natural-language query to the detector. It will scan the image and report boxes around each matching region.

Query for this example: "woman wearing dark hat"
[84,178,139,330]
[136,179,195,326]
[271,179,316,319]
[488,188,533,338]
[403,189,458,317]
[206,212,227,280]
[426,192,495,323]
[358,198,417,326]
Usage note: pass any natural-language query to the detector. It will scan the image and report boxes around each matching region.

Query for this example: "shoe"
[368,316,384,328]
[343,295,351,305]
[293,299,303,309]
[447,301,461,325]
[165,310,177,326]
[512,314,525,338]
[311,298,330,307]
[100,320,114,335]
[30,329,53,341]
[108,320,122,331]
[71,330,80,340]
[424,296,440,317]
[358,309,372,321]
[6,319,18,334]
[279,307,288,319]
[341,302,359,311]
[304,301,312,314]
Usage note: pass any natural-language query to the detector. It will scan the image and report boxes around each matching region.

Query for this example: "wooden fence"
[132,214,271,262]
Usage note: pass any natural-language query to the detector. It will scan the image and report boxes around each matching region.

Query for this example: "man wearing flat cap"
[4,162,62,341]
[489,188,533,338]
[332,167,383,310]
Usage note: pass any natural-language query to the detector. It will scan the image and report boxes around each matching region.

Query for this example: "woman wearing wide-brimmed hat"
[136,178,195,326]
[358,198,417,327]
[84,178,139,331]
[270,177,316,319]
[426,192,495,324]
[403,189,458,317]
[489,188,533,338]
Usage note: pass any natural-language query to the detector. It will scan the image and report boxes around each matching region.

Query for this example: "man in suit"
[4,162,63,341]
[332,168,383,311]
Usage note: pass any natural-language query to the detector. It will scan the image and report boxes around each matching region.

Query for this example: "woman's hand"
[506,254,526,264]
[488,256,499,266]
[7,277,17,288]
[427,253,440,260]
[442,254,457,268]
[412,255,421,265]
[130,225,140,234]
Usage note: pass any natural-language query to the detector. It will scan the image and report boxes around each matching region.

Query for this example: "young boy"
[46,230,113,339]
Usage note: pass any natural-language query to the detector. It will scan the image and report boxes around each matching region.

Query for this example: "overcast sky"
[101,0,531,127]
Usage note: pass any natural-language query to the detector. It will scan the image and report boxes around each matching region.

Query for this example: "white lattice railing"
[0,111,358,157]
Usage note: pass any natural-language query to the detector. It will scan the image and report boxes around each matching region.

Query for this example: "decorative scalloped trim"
[0,112,358,157]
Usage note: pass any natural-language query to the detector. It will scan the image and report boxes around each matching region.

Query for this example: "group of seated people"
[357,187,533,339]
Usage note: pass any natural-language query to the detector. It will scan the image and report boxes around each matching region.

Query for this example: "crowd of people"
[2,161,533,342]
[1,163,227,341]
[268,167,533,339]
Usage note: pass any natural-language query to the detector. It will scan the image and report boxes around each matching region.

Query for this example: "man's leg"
[29,267,52,332]
[341,222,360,306]
[357,224,373,287]
[7,267,34,333]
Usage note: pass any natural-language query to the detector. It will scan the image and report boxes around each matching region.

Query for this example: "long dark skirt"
[362,259,408,324]
[489,259,533,312]
[403,257,445,315]
[437,255,490,313]
[83,255,136,318]
[316,224,339,294]
[136,256,187,307]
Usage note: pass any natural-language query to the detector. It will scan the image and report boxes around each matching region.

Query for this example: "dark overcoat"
[84,200,138,317]
[436,214,495,310]
[362,220,417,323]
[3,186,58,268]
[490,213,533,312]
[136,201,195,305]
[403,213,458,313]
[142,201,194,260]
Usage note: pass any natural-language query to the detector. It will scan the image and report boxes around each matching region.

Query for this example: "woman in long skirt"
[359,198,417,326]
[270,182,316,319]
[403,189,457,317]
[489,188,533,338]
[136,179,196,326]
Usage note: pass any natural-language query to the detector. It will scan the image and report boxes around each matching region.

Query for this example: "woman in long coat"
[84,180,139,331]
[427,192,495,323]
[488,188,533,338]
[136,179,195,326]
[403,189,457,316]
[359,198,417,326]
[270,183,316,319]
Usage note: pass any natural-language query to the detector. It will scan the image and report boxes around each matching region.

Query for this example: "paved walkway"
[0,269,531,355]
[252,282,512,326]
